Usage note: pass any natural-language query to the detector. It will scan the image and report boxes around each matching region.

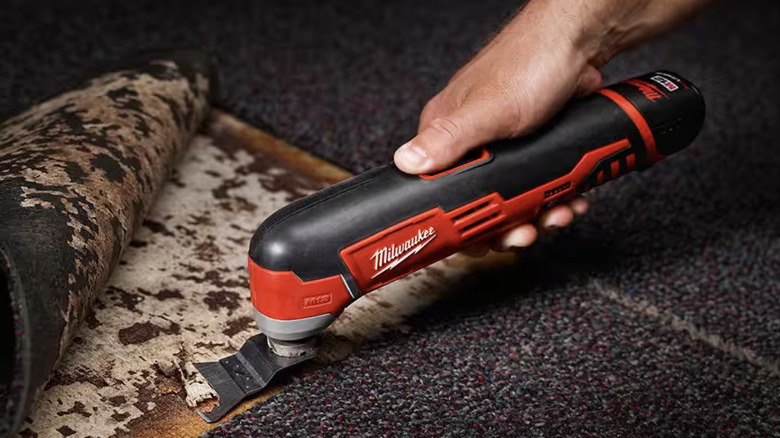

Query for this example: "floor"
[2,0,780,436]
[17,111,491,437]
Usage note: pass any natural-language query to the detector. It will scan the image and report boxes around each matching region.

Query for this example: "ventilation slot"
[447,195,507,241]
[461,211,501,232]
[451,201,491,222]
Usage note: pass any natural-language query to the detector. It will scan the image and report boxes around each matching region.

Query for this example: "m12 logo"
[627,79,666,102]
[651,75,679,92]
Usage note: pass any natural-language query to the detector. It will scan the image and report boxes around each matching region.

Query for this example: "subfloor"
[4,0,780,436]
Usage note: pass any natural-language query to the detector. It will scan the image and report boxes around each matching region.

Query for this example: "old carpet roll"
[0,51,215,436]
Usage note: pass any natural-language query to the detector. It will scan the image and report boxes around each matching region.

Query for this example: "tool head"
[194,333,317,423]
[266,335,319,357]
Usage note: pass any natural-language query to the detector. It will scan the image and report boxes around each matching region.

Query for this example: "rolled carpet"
[0,50,215,436]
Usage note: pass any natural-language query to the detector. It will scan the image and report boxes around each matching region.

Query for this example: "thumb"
[394,103,500,174]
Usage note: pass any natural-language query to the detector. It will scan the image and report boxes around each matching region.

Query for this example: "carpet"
[2,0,779,436]
[0,51,213,437]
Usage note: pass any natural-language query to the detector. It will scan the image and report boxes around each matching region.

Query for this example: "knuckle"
[474,83,529,137]
[419,100,440,128]
[422,95,443,114]
[428,116,463,142]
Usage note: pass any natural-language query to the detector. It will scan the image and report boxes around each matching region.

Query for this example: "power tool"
[195,71,705,422]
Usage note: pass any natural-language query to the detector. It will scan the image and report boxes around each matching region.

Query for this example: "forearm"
[502,0,714,67]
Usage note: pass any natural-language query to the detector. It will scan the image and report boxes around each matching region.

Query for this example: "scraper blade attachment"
[194,333,315,422]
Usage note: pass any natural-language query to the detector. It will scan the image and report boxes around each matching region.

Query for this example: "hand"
[394,0,710,254]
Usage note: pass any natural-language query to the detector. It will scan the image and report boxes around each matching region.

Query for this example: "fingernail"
[571,199,589,215]
[540,217,559,229]
[395,142,428,171]
[540,211,572,229]
[503,235,526,249]
[501,227,536,250]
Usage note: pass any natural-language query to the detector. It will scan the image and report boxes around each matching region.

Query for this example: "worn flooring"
[2,0,780,436]
[17,111,501,438]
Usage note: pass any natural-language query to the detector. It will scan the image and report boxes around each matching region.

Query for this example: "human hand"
[394,0,710,254]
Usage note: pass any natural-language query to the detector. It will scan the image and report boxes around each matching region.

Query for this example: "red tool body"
[248,71,705,341]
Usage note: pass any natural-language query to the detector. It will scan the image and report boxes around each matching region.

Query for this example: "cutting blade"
[194,333,315,422]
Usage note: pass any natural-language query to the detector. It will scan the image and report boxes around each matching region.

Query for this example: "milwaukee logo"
[627,79,666,102]
[370,226,436,278]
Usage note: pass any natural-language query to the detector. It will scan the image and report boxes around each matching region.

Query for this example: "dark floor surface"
[2,0,780,436]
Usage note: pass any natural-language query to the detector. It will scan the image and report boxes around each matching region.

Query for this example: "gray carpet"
[0,0,515,172]
[2,0,780,436]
